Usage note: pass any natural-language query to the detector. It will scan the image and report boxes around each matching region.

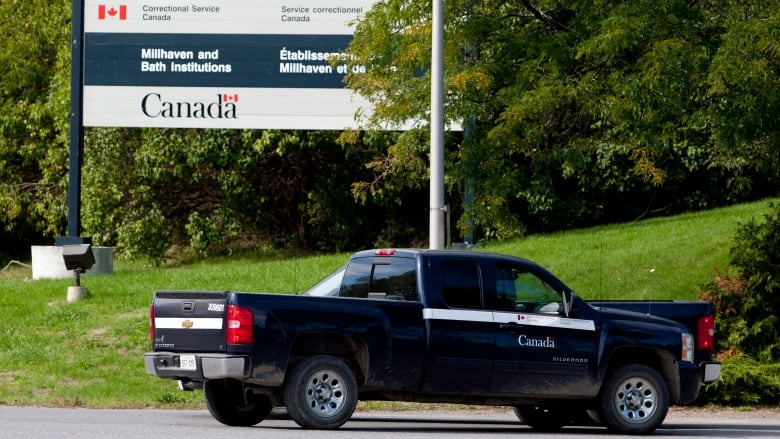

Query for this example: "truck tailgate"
[151,290,228,352]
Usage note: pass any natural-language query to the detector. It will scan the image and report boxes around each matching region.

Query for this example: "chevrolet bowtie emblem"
[182,319,194,329]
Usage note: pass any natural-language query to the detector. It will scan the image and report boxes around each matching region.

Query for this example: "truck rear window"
[339,256,418,301]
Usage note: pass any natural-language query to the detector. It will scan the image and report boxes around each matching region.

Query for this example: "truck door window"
[339,256,418,301]
[370,258,418,301]
[492,265,562,314]
[442,260,482,309]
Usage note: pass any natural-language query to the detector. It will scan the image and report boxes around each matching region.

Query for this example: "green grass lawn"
[0,198,775,408]
[487,201,766,301]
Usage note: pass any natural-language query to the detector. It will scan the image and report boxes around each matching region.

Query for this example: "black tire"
[204,379,273,426]
[283,355,358,429]
[513,405,567,431]
[597,364,669,434]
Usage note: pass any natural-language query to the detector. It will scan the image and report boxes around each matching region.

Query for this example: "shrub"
[115,206,170,266]
[698,202,780,404]
[185,210,240,257]
[698,354,780,406]
[699,269,750,358]
[728,203,780,361]
[700,203,780,362]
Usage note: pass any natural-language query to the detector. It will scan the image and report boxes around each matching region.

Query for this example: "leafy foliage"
[706,2,780,174]
[699,354,780,406]
[345,0,780,238]
[0,0,71,253]
[80,127,431,262]
[700,204,780,362]
[2,0,780,262]
[698,203,780,403]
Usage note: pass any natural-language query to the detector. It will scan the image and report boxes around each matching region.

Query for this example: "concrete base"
[67,286,90,302]
[31,246,114,280]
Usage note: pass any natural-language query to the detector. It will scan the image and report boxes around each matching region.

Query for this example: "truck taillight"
[149,304,155,342]
[696,315,715,350]
[226,304,253,345]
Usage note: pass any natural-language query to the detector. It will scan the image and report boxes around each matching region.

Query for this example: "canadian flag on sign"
[223,94,239,103]
[98,4,127,20]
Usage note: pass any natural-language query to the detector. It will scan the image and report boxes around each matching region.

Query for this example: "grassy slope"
[487,200,768,301]
[0,198,774,408]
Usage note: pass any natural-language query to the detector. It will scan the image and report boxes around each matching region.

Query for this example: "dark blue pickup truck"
[144,249,721,434]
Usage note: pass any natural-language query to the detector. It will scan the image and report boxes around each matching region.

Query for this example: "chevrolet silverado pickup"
[144,249,721,434]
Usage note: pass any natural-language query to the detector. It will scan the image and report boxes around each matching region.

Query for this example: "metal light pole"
[429,0,445,249]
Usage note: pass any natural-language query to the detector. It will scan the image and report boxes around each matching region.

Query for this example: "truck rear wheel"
[597,364,669,434]
[283,355,357,429]
[204,379,273,426]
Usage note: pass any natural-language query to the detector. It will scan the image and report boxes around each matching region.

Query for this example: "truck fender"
[286,333,368,385]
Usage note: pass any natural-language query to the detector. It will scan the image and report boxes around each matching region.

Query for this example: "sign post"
[60,0,87,244]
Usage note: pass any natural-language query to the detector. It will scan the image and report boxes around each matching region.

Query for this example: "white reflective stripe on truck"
[422,308,596,331]
[154,317,223,330]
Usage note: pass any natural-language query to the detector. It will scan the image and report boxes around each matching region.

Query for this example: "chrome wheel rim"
[304,369,347,418]
[614,376,658,423]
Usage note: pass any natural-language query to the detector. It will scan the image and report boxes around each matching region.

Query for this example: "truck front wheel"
[283,355,358,429]
[597,364,669,434]
[204,379,273,426]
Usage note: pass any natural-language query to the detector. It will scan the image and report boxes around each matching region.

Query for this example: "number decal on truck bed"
[207,303,225,312]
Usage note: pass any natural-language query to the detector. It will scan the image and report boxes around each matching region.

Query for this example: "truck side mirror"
[562,290,571,318]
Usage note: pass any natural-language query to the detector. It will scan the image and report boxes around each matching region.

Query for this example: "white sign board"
[83,1,379,129]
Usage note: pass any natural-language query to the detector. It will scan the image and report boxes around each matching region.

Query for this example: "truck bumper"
[144,352,249,380]
[678,360,722,404]
[699,360,722,384]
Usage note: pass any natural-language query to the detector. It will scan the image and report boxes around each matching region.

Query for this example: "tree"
[0,0,71,258]
[3,0,779,261]
[345,0,780,239]
[705,1,780,180]
[0,0,431,261]
[81,127,430,261]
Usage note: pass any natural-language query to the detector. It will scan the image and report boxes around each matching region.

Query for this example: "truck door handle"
[182,302,194,313]
[499,323,522,333]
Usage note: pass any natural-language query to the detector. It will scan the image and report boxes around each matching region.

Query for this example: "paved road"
[0,406,777,438]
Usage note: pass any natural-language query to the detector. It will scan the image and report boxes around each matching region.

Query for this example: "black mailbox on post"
[62,244,95,286]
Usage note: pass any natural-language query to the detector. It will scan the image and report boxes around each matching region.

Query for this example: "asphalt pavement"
[0,406,777,439]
